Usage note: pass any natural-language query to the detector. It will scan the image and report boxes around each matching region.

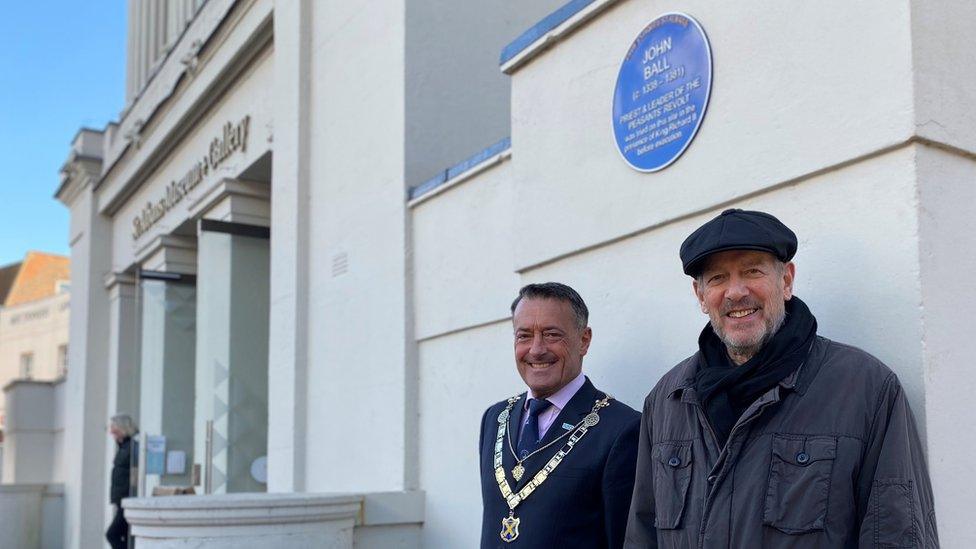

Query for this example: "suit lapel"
[514,377,601,490]
[540,377,599,447]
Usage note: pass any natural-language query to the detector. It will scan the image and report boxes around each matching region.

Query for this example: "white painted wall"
[1,380,65,484]
[0,293,70,428]
[914,145,976,547]
[509,0,915,269]
[417,321,521,548]
[907,16,976,542]
[0,484,43,548]
[412,161,518,340]
[0,293,70,381]
[911,0,976,154]
[300,0,411,493]
[0,483,64,549]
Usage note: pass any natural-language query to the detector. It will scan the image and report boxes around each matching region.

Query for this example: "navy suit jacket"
[479,377,640,548]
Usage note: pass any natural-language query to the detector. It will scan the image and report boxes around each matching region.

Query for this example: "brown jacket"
[624,336,938,548]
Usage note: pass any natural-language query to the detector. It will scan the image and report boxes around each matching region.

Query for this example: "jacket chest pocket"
[763,434,837,534]
[653,441,693,529]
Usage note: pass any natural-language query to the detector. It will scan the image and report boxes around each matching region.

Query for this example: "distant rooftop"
[0,262,20,305]
[2,252,70,307]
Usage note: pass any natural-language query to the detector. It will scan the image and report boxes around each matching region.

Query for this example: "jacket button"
[668,457,681,467]
[796,452,810,464]
[706,474,717,484]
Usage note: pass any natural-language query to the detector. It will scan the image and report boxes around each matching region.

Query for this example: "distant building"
[0,251,71,429]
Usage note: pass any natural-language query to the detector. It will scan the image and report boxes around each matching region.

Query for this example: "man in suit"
[480,282,640,548]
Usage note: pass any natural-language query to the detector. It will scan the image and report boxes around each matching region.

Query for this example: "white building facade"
[54,0,974,547]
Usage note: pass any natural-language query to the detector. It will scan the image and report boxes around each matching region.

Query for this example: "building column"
[194,182,271,494]
[137,238,197,494]
[915,145,976,545]
[268,0,312,493]
[105,273,140,421]
[909,4,976,545]
[102,272,139,519]
[57,129,113,549]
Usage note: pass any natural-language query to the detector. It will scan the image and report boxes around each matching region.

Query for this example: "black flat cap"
[680,209,797,276]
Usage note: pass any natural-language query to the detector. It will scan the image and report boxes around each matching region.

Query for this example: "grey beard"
[715,309,788,364]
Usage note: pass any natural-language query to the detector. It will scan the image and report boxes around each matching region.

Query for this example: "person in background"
[106,414,138,549]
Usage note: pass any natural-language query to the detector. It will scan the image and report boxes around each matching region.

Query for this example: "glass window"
[19,352,34,379]
[57,344,68,377]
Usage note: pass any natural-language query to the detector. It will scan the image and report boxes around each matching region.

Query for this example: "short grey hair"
[110,414,139,438]
[510,282,589,330]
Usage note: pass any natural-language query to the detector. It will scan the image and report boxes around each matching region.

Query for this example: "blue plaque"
[612,13,712,172]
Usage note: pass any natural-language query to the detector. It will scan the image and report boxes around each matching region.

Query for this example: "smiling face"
[693,250,795,364]
[513,298,592,399]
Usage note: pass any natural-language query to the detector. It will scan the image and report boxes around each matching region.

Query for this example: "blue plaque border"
[611,12,713,173]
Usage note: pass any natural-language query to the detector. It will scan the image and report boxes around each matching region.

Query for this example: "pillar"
[57,129,112,549]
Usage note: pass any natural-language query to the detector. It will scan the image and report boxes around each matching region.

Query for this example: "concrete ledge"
[124,493,362,529]
[408,138,511,206]
[359,490,424,526]
[0,482,48,494]
[123,491,424,548]
[2,378,62,393]
[499,0,621,74]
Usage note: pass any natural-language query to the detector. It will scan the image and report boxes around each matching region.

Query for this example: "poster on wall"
[612,13,712,172]
[145,435,166,475]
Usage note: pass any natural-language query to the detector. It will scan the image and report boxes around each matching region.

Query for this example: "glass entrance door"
[137,271,196,496]
[196,221,270,494]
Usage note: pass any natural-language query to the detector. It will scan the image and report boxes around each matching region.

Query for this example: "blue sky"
[0,4,126,267]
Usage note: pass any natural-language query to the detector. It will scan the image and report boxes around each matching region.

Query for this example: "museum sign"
[131,115,251,239]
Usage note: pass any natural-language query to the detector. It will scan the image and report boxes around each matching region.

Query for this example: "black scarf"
[694,296,817,447]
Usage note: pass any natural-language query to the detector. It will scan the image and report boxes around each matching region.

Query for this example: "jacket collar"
[512,376,602,490]
[667,339,825,403]
[535,376,600,447]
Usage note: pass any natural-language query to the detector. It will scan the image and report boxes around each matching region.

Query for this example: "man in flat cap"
[624,209,939,548]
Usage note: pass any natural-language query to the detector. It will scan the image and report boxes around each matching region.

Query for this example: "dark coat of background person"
[107,436,136,549]
[110,436,135,505]
[624,337,939,548]
[480,377,641,549]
